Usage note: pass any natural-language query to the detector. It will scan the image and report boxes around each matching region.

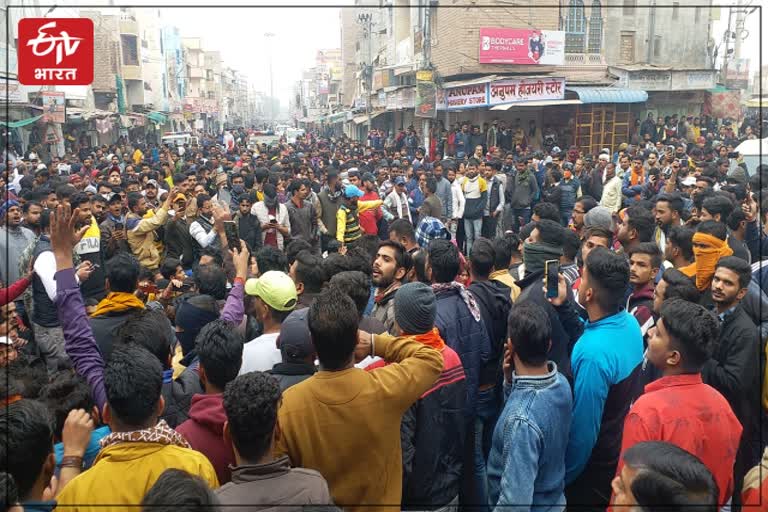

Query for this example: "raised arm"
[51,205,107,411]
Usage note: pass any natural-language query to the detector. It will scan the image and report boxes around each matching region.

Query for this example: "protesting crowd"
[0,114,766,512]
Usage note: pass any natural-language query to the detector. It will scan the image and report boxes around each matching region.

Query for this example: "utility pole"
[422,0,432,155]
[733,0,745,83]
[722,6,733,84]
[264,32,275,128]
[357,12,373,142]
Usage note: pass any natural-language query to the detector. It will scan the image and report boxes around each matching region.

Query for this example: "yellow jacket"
[275,333,443,512]
[56,441,218,510]
[336,199,382,243]
[127,206,169,270]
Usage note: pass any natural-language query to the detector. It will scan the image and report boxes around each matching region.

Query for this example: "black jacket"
[164,217,196,269]
[162,366,203,428]
[398,348,467,510]
[268,361,316,392]
[702,304,761,441]
[90,307,144,361]
[469,279,512,387]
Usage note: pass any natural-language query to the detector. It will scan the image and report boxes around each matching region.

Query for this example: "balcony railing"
[564,53,605,65]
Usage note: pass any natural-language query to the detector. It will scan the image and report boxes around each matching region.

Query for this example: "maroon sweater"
[176,393,235,484]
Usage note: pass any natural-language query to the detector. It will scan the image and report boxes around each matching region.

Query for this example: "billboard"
[40,91,65,123]
[479,28,565,65]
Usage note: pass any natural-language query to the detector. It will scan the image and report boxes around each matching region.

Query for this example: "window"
[587,0,603,54]
[623,0,636,15]
[563,0,586,54]
[654,36,662,58]
[206,69,214,81]
[121,34,139,66]
[672,2,679,20]
[620,32,635,63]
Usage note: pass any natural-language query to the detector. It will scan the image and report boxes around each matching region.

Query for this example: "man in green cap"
[239,271,298,374]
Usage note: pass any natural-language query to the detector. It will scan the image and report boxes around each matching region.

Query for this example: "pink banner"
[479,28,565,65]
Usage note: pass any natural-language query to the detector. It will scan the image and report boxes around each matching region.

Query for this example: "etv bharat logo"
[18,18,94,85]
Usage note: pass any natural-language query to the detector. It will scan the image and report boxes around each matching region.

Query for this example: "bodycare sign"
[479,28,565,66]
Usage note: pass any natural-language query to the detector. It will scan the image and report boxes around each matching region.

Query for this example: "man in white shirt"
[239,271,298,374]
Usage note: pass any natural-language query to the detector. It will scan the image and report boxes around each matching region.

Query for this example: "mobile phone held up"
[545,259,560,299]
[223,221,240,252]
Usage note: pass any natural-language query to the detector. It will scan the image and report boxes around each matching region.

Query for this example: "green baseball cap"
[244,271,298,312]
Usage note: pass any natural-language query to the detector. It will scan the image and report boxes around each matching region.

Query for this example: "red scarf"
[374,282,400,304]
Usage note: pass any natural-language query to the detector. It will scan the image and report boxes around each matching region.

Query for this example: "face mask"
[232,185,244,194]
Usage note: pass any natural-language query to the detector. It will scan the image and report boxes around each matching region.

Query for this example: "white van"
[161,132,193,147]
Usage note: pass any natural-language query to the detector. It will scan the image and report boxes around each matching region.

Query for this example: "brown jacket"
[126,206,169,270]
[216,456,335,511]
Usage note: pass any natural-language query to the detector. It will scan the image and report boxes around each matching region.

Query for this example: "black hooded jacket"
[469,279,512,387]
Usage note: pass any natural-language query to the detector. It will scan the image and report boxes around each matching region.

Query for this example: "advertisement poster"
[41,91,66,123]
[445,83,488,110]
[479,28,565,65]
[415,81,437,118]
[488,77,565,105]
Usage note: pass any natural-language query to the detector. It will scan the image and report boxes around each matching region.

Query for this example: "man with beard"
[616,206,655,254]
[190,194,222,260]
[664,225,694,269]
[433,162,453,221]
[286,179,318,252]
[143,179,161,209]
[704,256,761,507]
[316,167,343,253]
[653,193,685,255]
[21,201,43,236]
[91,195,108,225]
[599,163,622,213]
[158,194,194,271]
[100,193,129,261]
[126,187,176,271]
[0,201,35,286]
[358,173,382,236]
[371,240,412,333]
[71,192,106,302]
[233,193,261,253]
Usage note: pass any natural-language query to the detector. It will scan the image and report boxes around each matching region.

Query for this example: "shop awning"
[352,110,387,124]
[0,114,44,128]
[147,112,168,125]
[490,99,583,110]
[567,87,648,104]
[745,97,768,108]
[442,75,503,89]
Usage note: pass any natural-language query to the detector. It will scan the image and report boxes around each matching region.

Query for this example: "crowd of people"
[0,113,766,512]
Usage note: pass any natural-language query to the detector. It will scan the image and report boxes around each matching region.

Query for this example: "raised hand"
[50,204,88,270]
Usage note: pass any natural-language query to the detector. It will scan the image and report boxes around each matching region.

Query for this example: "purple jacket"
[55,267,246,412]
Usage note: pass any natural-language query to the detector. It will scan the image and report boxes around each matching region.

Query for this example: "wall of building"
[431,1,560,79]
[601,0,712,68]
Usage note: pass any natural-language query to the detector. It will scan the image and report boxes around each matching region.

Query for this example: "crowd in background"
[0,111,767,512]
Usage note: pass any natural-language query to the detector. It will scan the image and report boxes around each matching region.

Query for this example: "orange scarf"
[630,168,645,186]
[409,327,445,351]
[680,232,734,291]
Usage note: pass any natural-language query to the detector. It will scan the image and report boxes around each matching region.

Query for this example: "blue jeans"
[464,218,482,255]
[561,209,572,227]
[471,387,500,512]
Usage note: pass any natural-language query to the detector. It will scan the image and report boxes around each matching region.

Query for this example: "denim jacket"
[486,362,573,511]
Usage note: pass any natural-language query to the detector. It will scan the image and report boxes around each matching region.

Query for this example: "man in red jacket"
[358,172,382,236]
[176,319,243,484]
[615,298,742,508]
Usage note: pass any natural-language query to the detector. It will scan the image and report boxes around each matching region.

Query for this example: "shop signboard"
[685,71,715,90]
[386,91,398,111]
[0,82,25,103]
[415,80,437,119]
[445,83,488,110]
[488,77,565,106]
[40,91,65,123]
[479,28,565,65]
